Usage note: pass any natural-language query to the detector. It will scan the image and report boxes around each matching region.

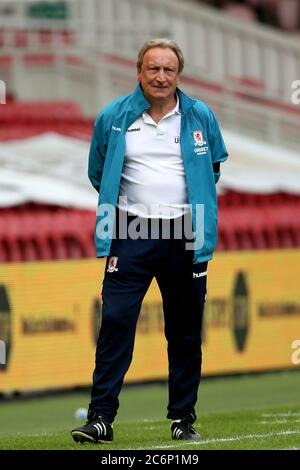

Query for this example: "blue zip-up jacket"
[88,84,228,263]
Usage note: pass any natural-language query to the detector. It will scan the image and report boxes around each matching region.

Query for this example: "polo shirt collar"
[142,94,180,123]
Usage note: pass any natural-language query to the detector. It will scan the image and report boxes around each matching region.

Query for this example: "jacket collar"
[129,84,196,115]
[177,87,197,113]
[129,84,150,115]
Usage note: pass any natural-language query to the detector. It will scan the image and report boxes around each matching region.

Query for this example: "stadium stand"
[218,193,300,251]
[200,0,300,33]
[0,0,299,262]
[1,191,300,262]
[0,99,299,262]
[0,101,93,141]
[0,204,96,262]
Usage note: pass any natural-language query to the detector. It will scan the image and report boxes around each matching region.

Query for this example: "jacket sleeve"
[208,109,228,184]
[88,116,106,193]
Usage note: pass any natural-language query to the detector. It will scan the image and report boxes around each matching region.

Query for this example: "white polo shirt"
[118,98,189,218]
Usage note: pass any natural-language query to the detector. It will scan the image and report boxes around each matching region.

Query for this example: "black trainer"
[171,414,201,441]
[71,407,113,443]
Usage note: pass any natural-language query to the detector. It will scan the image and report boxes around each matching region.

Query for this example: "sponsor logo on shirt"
[127,127,141,132]
[112,125,122,132]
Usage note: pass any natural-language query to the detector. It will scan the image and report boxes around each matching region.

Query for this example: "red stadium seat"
[1,192,300,261]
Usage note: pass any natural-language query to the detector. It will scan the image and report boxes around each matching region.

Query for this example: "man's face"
[137,47,180,104]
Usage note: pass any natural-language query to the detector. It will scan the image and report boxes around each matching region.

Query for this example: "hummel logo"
[127,127,141,132]
[193,271,207,278]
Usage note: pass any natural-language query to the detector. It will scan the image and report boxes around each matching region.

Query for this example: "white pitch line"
[261,412,300,418]
[259,419,300,425]
[149,430,300,449]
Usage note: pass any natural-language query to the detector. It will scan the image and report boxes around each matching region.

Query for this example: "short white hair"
[137,38,184,73]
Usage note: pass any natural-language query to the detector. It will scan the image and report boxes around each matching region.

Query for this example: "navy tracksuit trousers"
[91,212,207,423]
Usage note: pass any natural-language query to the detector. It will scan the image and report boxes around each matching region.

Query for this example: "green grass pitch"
[0,371,300,450]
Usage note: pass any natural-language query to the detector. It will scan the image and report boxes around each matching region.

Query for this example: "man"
[71,38,228,443]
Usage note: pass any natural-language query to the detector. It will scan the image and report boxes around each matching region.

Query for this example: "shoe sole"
[71,430,112,444]
[172,434,202,441]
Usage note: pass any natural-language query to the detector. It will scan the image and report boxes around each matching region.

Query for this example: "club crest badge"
[107,256,119,273]
[193,130,204,146]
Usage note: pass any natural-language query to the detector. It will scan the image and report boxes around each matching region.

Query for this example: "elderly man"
[71,38,228,443]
